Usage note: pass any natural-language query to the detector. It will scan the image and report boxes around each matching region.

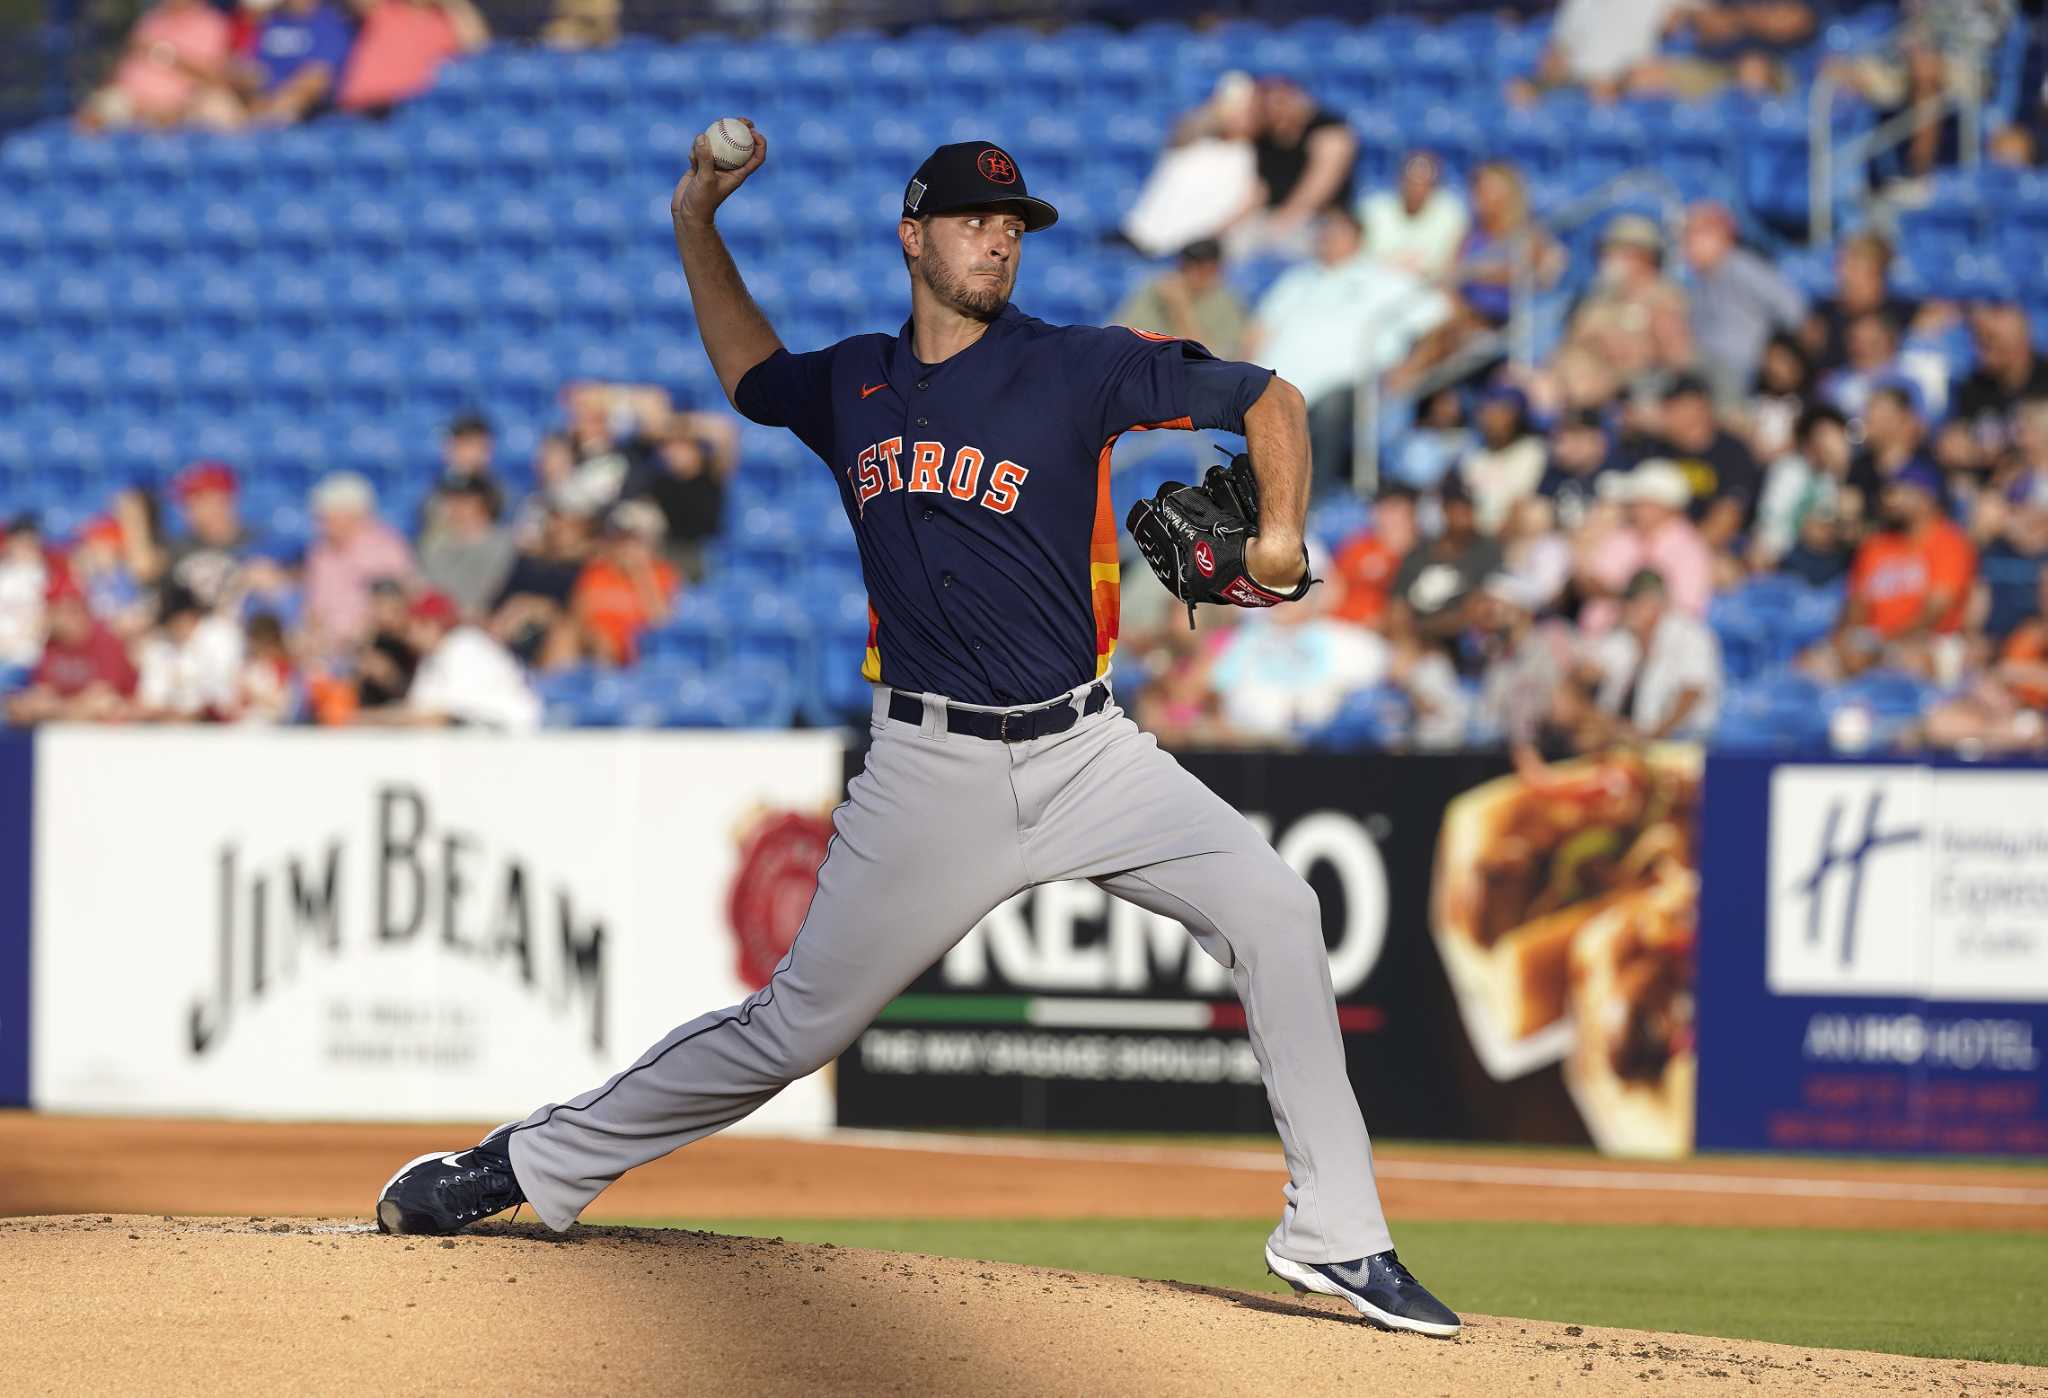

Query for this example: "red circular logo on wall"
[1193,540,1216,577]
[726,809,834,991]
[977,148,1018,185]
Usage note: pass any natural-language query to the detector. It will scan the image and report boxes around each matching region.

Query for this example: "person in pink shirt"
[337,0,489,113]
[1573,458,1715,633]
[303,472,417,659]
[80,0,237,130]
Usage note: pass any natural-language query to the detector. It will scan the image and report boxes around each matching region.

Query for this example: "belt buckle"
[999,710,1015,742]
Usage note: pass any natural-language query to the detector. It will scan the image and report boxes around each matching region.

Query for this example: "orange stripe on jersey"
[861,600,881,682]
[1092,416,1193,674]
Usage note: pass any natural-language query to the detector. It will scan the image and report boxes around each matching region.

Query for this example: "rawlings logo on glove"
[1125,454,1315,627]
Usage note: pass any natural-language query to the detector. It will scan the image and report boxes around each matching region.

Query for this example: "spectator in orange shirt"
[337,0,488,114]
[1847,463,1974,637]
[573,501,677,667]
[1815,462,1975,679]
[1330,486,1417,627]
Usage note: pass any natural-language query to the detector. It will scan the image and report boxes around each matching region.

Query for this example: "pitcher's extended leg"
[1021,713,1393,1262]
[509,723,1025,1229]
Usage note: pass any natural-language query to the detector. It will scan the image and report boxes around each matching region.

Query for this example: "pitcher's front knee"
[1228,871,1327,972]
[1275,872,1322,933]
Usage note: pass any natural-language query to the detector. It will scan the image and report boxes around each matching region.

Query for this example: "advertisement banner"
[0,731,29,1107]
[1697,755,2048,1155]
[837,746,1704,1154]
[32,728,845,1129]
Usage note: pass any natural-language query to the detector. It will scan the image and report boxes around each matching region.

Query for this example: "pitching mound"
[4,1216,2041,1396]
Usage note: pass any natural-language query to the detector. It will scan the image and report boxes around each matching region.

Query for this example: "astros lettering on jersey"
[737,309,1220,708]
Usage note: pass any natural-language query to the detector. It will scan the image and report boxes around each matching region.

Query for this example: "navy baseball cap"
[902,141,1059,231]
[1889,460,1944,498]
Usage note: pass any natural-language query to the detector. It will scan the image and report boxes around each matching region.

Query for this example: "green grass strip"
[620,1215,2047,1368]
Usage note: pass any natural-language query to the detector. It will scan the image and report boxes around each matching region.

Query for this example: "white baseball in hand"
[704,117,756,171]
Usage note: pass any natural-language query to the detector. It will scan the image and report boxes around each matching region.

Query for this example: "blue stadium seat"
[642,611,727,671]
[732,615,815,678]
[335,123,410,188]
[0,346,30,417]
[1309,685,1413,752]
[196,200,263,258]
[560,195,634,260]
[192,271,260,337]
[57,131,126,199]
[0,129,56,203]
[49,203,118,268]
[110,347,181,417]
[48,274,113,336]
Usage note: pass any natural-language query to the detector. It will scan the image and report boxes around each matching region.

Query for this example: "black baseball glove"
[1125,453,1315,627]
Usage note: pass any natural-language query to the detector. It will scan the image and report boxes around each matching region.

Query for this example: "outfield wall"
[5,730,2043,1158]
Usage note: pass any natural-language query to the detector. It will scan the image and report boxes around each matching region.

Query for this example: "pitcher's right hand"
[672,118,767,229]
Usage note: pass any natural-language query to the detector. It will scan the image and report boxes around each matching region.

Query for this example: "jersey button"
[921,508,935,522]
[916,380,929,390]
[916,417,929,427]
[941,573,953,587]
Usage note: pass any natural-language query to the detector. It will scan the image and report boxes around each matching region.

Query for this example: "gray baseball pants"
[505,679,1395,1263]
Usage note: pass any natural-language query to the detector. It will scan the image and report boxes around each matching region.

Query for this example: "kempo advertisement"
[32,728,844,1129]
[837,746,1704,1156]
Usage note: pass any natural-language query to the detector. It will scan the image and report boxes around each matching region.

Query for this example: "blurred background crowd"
[0,0,2043,756]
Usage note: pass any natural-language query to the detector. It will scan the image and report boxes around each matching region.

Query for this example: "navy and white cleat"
[1264,1244,1462,1338]
[375,1128,525,1236]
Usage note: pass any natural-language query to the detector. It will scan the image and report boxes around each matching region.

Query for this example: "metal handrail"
[1351,166,1688,496]
[1809,40,1987,247]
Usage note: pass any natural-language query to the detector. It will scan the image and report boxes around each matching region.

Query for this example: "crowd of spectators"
[77,0,488,132]
[1,384,737,731]
[1112,81,2048,758]
[18,4,2048,757]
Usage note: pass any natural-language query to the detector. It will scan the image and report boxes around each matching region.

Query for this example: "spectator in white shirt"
[1244,207,1450,492]
[1458,384,1547,535]
[0,518,50,667]
[1118,71,1262,258]
[1584,569,1724,742]
[134,583,244,720]
[1512,0,1688,104]
[1358,152,1469,282]
[402,590,542,732]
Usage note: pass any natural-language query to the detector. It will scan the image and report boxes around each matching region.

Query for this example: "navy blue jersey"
[737,305,1271,706]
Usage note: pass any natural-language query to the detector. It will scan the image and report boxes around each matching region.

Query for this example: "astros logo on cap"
[977,148,1017,184]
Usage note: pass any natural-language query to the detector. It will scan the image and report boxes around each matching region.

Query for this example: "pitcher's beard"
[917,256,1010,321]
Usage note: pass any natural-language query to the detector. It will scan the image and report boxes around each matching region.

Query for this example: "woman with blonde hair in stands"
[1387,161,1563,395]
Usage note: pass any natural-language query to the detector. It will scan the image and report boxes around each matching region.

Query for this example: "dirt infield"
[2,1114,2045,1233]
[6,1215,2044,1398]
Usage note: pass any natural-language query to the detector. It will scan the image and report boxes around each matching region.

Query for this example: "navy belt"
[888,681,1109,742]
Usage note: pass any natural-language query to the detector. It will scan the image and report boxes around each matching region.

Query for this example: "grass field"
[634,1216,2048,1367]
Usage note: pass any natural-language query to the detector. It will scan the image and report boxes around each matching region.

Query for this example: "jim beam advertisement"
[836,746,1704,1154]
[31,728,843,1130]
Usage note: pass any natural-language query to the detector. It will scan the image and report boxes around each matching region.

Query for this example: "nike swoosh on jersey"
[860,382,888,399]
